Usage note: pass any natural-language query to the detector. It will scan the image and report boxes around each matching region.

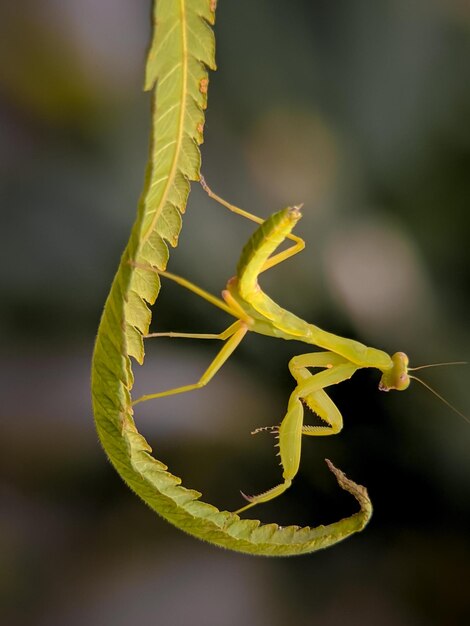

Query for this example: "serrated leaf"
[91,0,372,556]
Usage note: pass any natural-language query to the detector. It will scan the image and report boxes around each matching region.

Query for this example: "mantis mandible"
[132,177,453,515]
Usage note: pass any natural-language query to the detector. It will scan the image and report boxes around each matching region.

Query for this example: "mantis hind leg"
[200,176,305,273]
[235,353,359,515]
[200,175,268,226]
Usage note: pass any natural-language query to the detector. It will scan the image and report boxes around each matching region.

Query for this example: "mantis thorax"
[378,351,410,392]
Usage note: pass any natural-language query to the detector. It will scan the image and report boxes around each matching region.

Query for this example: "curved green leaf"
[91,0,372,556]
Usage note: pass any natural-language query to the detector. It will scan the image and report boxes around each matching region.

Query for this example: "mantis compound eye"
[378,352,410,391]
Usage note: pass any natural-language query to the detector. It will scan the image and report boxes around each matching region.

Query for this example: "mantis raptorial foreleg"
[235,354,359,513]
[289,352,358,436]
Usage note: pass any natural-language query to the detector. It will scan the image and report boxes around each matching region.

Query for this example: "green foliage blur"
[1,2,469,625]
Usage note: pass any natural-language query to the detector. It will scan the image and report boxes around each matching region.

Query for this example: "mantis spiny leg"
[289,352,357,436]
[235,354,360,513]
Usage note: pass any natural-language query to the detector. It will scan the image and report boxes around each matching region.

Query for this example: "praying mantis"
[132,177,460,515]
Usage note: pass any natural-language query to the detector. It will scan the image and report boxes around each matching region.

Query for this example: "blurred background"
[1,1,469,624]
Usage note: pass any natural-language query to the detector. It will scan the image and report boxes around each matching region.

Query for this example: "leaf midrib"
[141,0,188,246]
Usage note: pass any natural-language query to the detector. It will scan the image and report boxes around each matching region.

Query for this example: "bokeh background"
[1,1,469,625]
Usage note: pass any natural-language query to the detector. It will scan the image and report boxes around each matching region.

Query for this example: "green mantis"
[132,178,415,514]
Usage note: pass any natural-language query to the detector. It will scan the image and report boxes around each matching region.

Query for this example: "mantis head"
[379,352,410,392]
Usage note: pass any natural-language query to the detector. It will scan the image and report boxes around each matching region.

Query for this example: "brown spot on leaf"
[199,77,208,94]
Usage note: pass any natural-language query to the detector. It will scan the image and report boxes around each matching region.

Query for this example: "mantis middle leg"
[132,268,252,406]
[133,321,248,405]
[235,352,360,513]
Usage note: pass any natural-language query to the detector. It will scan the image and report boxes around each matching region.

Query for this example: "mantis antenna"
[408,361,467,371]
[407,361,468,424]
